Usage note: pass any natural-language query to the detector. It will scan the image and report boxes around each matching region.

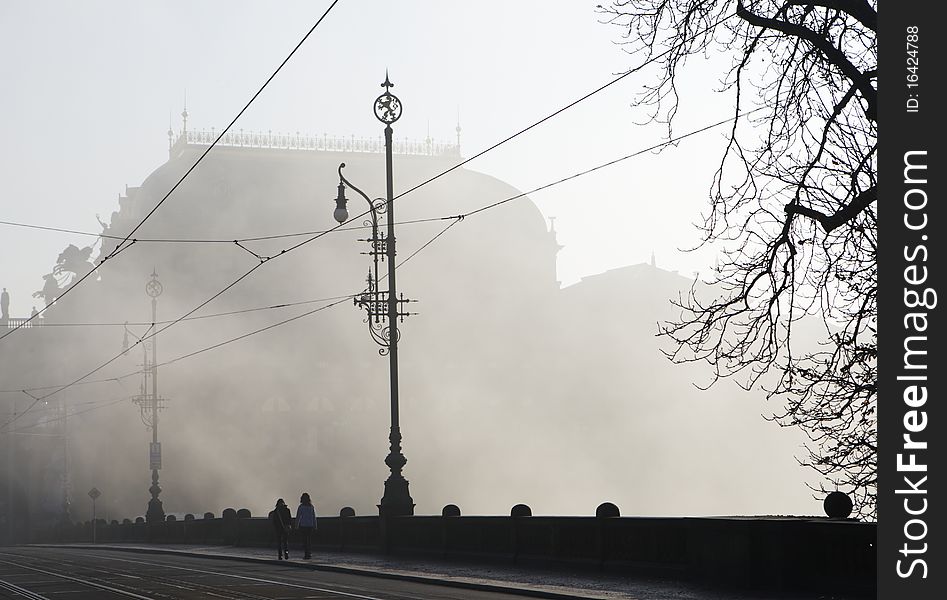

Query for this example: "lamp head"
[333,181,349,224]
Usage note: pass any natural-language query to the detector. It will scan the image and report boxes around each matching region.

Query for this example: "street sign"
[88,487,100,544]
[149,442,162,470]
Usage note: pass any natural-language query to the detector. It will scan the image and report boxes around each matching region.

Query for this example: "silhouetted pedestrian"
[269,498,291,560]
[295,492,318,559]
[1,287,9,321]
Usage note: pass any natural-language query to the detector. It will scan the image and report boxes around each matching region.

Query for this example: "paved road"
[0,547,551,600]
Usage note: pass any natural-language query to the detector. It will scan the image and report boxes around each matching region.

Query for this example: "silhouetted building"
[0,124,817,529]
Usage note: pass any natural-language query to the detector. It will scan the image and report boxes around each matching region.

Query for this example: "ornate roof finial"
[455,107,462,150]
[167,111,174,152]
[181,90,189,134]
[381,70,394,91]
[650,250,656,268]
[548,217,564,253]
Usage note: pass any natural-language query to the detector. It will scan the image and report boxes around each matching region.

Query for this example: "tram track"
[1,548,274,600]
[0,575,51,600]
[0,548,410,600]
[0,553,156,599]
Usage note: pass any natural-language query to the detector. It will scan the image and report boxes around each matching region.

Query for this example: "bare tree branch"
[736,1,876,119]
[787,0,876,31]
[602,0,877,517]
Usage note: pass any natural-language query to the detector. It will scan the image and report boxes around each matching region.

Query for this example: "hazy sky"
[0,0,737,314]
[1,1,832,520]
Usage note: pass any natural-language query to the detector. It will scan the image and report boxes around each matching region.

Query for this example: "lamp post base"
[379,427,413,516]
[378,474,414,517]
[146,473,164,523]
[145,498,165,523]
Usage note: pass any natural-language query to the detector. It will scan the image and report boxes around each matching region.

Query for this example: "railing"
[1,317,43,329]
[39,515,876,594]
[177,130,461,157]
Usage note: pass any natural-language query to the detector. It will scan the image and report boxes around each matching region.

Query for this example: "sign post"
[88,487,100,543]
[149,442,161,471]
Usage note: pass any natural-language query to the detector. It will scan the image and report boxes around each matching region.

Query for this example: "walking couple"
[269,493,318,560]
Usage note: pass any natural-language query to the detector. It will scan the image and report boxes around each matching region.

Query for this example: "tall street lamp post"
[123,270,167,523]
[60,396,71,525]
[331,74,415,516]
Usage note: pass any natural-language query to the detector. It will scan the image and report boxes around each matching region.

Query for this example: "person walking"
[295,492,318,559]
[269,498,292,560]
[1,287,10,322]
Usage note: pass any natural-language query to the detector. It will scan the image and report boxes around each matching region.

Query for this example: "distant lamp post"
[88,487,100,543]
[330,74,415,517]
[60,397,71,525]
[123,270,167,523]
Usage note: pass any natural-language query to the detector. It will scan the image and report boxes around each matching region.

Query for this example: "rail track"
[0,548,417,599]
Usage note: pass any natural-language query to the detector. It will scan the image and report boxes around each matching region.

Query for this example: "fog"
[1,142,821,535]
[1,2,829,537]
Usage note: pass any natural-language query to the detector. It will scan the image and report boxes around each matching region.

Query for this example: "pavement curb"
[31,544,607,600]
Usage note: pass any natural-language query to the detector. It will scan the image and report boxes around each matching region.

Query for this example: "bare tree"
[599,0,877,516]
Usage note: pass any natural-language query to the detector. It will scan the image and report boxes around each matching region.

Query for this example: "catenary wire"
[0,100,756,426]
[0,218,462,432]
[7,397,128,433]
[0,0,342,340]
[3,216,463,432]
[0,214,458,399]
[3,294,355,328]
[0,11,736,250]
[0,216,441,244]
[96,79,761,367]
[2,8,773,425]
[0,98,760,410]
[387,12,739,206]
[0,6,739,386]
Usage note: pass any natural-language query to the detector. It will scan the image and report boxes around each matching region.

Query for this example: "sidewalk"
[43,543,829,600]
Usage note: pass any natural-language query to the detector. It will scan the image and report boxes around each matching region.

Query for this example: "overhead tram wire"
[0,375,134,396]
[0,217,431,244]
[1,7,743,369]
[0,103,758,426]
[1,294,355,329]
[0,234,441,431]
[0,0,342,342]
[145,103,775,383]
[462,106,770,219]
[0,263,271,430]
[10,397,129,433]
[0,291,351,431]
[387,12,740,207]
[0,11,738,252]
[0,225,463,396]
[0,323,151,430]
[2,100,765,406]
[0,220,461,408]
[182,12,744,264]
[1,217,465,433]
[3,394,131,433]
[0,213,368,406]
[1,12,750,423]
[0,299,350,433]
[0,224,461,397]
